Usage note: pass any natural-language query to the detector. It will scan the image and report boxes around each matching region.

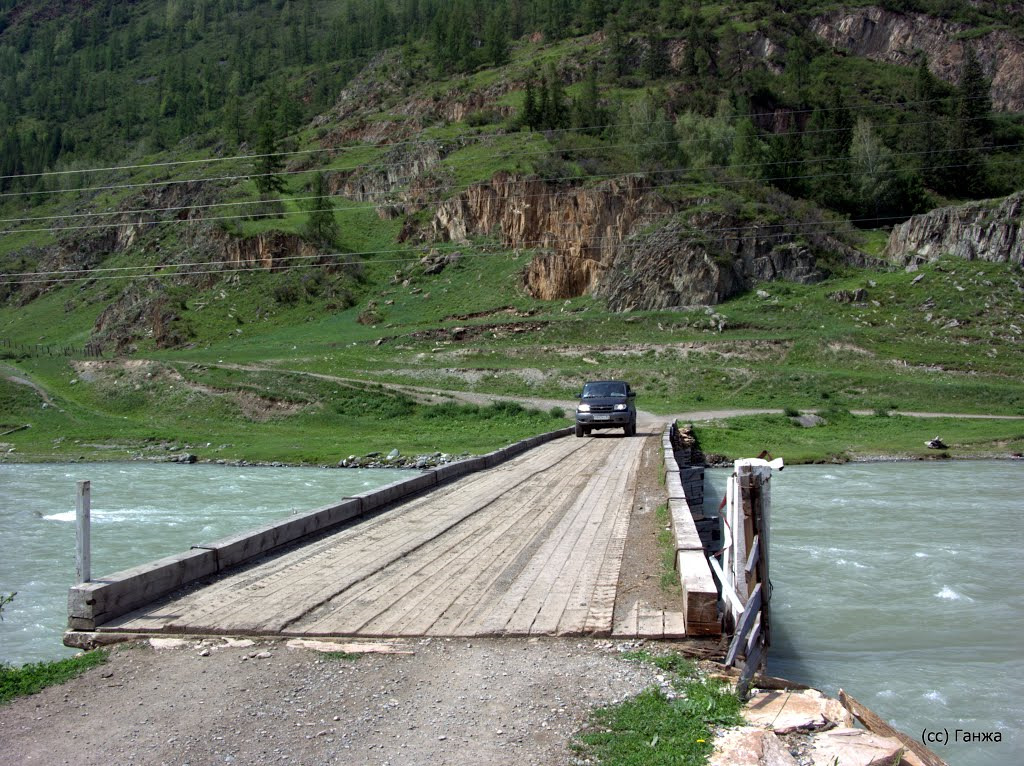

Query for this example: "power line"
[0,91,995,184]
[0,211,944,287]
[2,149,1020,237]
[0,109,1002,206]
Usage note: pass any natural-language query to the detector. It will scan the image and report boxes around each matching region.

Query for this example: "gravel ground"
[0,636,696,766]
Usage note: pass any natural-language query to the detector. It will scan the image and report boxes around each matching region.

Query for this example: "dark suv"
[575,380,637,437]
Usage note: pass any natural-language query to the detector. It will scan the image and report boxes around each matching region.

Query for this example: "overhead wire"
[0,207,968,287]
[0,91,998,184]
[2,146,1020,237]
[0,107,1008,208]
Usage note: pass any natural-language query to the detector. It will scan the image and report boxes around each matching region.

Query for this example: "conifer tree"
[253,93,286,200]
[303,172,339,246]
[641,28,668,80]
[523,79,540,130]
[949,44,991,196]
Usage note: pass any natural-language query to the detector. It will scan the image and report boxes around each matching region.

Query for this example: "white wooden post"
[76,480,91,584]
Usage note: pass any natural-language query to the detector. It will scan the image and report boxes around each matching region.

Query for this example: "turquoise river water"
[706,460,1022,766]
[1,459,1020,763]
[0,462,419,666]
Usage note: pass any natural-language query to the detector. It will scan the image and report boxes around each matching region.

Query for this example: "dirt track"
[0,636,692,766]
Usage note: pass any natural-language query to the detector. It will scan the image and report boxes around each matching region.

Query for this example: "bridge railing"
[714,458,778,697]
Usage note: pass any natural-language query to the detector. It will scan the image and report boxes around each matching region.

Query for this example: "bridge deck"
[102,434,687,639]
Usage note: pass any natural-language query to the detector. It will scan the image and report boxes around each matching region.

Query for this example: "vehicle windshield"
[581,382,627,398]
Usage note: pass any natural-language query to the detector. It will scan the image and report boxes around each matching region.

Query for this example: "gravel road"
[0,636,688,766]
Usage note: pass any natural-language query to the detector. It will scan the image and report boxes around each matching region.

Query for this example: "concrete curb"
[662,423,721,636]
[67,425,574,631]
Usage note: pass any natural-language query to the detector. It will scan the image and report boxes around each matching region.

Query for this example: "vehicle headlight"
[577,403,591,413]
[613,403,628,411]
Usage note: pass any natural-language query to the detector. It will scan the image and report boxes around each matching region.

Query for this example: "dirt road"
[0,636,682,766]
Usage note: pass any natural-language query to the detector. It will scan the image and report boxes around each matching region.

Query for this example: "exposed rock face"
[330,143,444,205]
[593,214,834,310]
[811,7,1024,112]
[219,231,319,271]
[884,192,1023,265]
[431,172,672,300]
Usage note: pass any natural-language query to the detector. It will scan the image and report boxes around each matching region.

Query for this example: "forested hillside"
[0,0,1022,464]
[2,0,1021,200]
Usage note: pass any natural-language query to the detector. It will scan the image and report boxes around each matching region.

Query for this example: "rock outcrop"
[811,7,1024,112]
[883,192,1023,266]
[593,213,846,310]
[330,142,444,206]
[431,172,673,300]
[219,231,319,271]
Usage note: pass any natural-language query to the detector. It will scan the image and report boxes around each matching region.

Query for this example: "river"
[706,460,1022,766]
[0,462,419,666]
[2,459,1020,762]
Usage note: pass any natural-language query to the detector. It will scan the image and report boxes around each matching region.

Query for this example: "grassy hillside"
[1,0,1022,464]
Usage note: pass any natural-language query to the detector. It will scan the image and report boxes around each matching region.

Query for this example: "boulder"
[744,689,854,734]
[709,726,798,766]
[807,727,911,766]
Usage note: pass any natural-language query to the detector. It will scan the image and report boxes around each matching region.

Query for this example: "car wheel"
[575,423,585,438]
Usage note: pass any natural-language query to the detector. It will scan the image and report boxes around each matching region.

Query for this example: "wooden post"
[76,480,91,584]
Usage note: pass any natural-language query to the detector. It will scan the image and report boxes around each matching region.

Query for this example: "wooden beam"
[724,582,762,666]
[839,689,949,766]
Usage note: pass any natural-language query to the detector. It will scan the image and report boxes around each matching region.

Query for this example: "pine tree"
[484,5,510,67]
[522,78,539,130]
[730,118,767,181]
[602,15,628,82]
[253,93,286,200]
[303,172,339,246]
[573,65,604,135]
[949,44,991,196]
[641,28,668,81]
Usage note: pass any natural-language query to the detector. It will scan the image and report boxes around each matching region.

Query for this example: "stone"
[884,192,1024,266]
[794,414,825,428]
[709,727,798,766]
[807,727,910,766]
[744,689,853,734]
[150,638,192,650]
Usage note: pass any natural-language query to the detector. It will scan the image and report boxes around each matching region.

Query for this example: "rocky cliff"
[593,212,843,310]
[883,191,1023,265]
[429,172,873,307]
[811,6,1024,112]
[431,172,673,300]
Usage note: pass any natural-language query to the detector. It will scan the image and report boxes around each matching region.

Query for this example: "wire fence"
[0,337,104,358]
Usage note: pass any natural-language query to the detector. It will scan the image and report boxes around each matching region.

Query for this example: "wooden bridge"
[67,423,719,645]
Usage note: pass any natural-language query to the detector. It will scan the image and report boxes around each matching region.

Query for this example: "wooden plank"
[663,610,687,638]
[736,639,764,698]
[744,535,760,579]
[611,600,639,638]
[725,583,763,667]
[637,606,664,638]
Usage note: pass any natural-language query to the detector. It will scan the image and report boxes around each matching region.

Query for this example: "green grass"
[574,651,743,766]
[694,411,1024,463]
[654,504,680,592]
[0,359,571,464]
[0,650,109,704]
